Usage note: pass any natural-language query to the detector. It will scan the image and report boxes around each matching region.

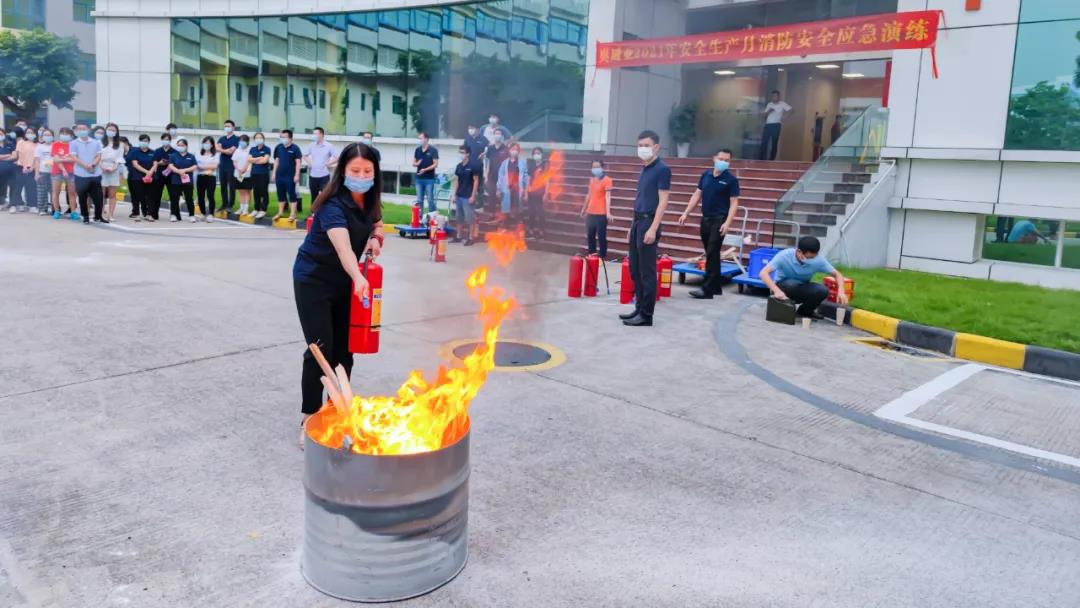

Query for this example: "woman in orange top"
[13,127,39,212]
[579,159,614,259]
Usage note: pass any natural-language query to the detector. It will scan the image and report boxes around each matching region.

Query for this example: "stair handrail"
[829,158,897,261]
[774,104,889,220]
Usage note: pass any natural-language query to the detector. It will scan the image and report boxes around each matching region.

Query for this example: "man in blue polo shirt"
[759,236,848,320]
[677,148,740,299]
[413,131,439,213]
[70,123,105,223]
[217,119,240,213]
[272,129,303,220]
[620,129,671,327]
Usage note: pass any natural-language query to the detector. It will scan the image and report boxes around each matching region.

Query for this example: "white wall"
[43,0,96,125]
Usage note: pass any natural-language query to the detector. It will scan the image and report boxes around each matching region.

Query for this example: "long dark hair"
[311,142,382,222]
[200,135,216,156]
[106,122,121,149]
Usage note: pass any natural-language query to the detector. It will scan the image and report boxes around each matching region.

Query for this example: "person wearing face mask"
[165,123,179,140]
[450,144,478,246]
[292,142,385,441]
[231,134,254,217]
[272,129,303,221]
[248,132,271,218]
[126,134,156,221]
[12,127,38,213]
[482,113,510,144]
[70,122,106,224]
[196,136,220,221]
[496,143,528,221]
[524,147,550,238]
[462,123,488,205]
[305,126,338,206]
[484,131,509,210]
[620,130,671,327]
[217,120,239,214]
[99,123,125,222]
[34,128,55,215]
[0,128,17,210]
[151,133,173,221]
[50,127,78,218]
[166,138,198,222]
[412,131,439,214]
[359,131,381,162]
[580,159,614,259]
[677,149,741,299]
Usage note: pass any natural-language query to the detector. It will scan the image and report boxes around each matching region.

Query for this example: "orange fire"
[307,229,527,456]
[527,149,565,201]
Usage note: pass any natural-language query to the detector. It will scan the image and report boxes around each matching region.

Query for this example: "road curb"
[817,302,1079,383]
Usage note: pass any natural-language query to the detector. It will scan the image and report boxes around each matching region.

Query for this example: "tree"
[1005,81,1080,150]
[0,28,82,123]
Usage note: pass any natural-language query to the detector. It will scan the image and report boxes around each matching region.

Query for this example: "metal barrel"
[302,418,470,603]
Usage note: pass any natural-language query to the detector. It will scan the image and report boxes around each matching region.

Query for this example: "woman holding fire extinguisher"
[293,142,384,440]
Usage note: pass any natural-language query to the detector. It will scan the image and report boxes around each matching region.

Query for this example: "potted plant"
[669,103,698,158]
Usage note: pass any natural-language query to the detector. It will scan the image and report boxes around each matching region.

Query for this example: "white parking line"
[875,364,1080,468]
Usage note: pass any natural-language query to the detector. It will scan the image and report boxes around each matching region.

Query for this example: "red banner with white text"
[596,11,943,75]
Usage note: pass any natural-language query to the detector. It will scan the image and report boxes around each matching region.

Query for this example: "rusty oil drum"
[302,410,469,602]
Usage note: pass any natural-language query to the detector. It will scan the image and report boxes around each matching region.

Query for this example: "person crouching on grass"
[759,236,848,320]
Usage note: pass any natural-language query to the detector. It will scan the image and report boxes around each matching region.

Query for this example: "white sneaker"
[38,210,47,215]
[170,216,178,223]
[20,206,29,212]
[255,211,265,219]
[8,206,14,214]
[205,215,214,223]
[189,216,198,223]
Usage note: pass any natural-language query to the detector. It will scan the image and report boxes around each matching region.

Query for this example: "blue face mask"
[344,176,374,194]
[714,160,730,172]
[591,167,604,178]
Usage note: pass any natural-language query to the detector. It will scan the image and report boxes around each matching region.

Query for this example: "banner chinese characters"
[596,11,943,76]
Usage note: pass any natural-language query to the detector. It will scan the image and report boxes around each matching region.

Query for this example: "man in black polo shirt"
[620,130,672,327]
[678,148,740,299]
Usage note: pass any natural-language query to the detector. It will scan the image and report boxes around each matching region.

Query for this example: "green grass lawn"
[836,267,1080,354]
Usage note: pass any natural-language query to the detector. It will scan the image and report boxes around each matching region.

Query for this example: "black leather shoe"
[799,311,826,321]
[622,313,653,327]
[689,289,713,299]
[619,309,640,320]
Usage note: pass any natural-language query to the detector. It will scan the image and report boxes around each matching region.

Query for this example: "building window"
[2,0,46,30]
[78,51,96,81]
[1005,14,1080,150]
[74,110,96,124]
[1020,0,1080,22]
[73,0,94,23]
[983,215,1079,269]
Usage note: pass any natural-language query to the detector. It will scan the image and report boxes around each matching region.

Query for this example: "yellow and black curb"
[818,302,1080,382]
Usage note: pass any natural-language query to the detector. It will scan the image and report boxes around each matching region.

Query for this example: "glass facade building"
[170,1,589,142]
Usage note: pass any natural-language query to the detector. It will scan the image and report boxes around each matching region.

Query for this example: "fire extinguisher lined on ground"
[349,256,383,355]
[411,205,421,228]
[568,254,584,298]
[619,257,634,304]
[658,254,673,299]
[584,254,600,297]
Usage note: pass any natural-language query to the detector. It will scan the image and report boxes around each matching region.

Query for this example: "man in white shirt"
[760,90,792,161]
[304,126,338,203]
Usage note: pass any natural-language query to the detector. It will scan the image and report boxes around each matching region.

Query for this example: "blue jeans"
[416,178,436,213]
[454,195,475,226]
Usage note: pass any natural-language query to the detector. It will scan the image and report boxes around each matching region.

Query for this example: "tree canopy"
[0,28,82,123]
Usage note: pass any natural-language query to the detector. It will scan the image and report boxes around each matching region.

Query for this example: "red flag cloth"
[596,10,943,76]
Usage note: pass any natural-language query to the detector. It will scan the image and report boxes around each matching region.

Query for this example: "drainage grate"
[451,341,553,368]
[853,337,946,359]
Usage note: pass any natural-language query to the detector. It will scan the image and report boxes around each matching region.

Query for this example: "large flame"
[527,150,565,202]
[307,229,527,456]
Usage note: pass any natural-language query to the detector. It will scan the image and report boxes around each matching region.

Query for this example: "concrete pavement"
[1,211,1078,607]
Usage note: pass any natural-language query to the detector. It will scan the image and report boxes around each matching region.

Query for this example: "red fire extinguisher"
[410,205,421,228]
[619,257,634,304]
[349,256,383,354]
[567,254,584,298]
[306,215,314,233]
[583,254,600,297]
[434,228,448,263]
[428,217,437,244]
[658,254,673,299]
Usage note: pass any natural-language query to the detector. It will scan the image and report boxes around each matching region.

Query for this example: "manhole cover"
[853,337,946,359]
[451,341,553,368]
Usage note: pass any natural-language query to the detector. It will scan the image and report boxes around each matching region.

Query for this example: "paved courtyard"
[1,210,1079,608]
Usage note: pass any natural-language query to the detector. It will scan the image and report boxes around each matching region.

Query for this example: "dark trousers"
[586,214,608,258]
[526,195,545,234]
[167,182,194,219]
[628,216,660,317]
[149,178,168,219]
[217,164,234,211]
[14,170,37,208]
[196,174,216,216]
[760,123,782,160]
[994,216,1015,243]
[700,215,728,295]
[252,173,270,212]
[0,169,13,205]
[276,177,298,212]
[294,279,354,415]
[75,175,103,220]
[777,279,829,316]
[309,175,330,205]
[127,177,143,216]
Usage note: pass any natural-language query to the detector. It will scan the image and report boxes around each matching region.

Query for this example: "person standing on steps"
[620,130,671,328]
[581,159,613,259]
[760,90,791,161]
[462,122,488,209]
[217,119,240,214]
[677,148,740,300]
